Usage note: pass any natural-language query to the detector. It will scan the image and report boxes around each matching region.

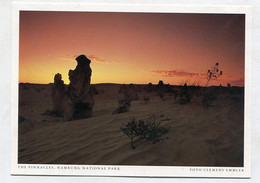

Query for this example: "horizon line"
[18,82,244,87]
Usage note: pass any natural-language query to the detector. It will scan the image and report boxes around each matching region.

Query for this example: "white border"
[11,3,252,178]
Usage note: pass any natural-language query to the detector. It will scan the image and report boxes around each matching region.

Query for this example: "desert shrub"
[112,99,131,114]
[158,90,165,100]
[178,85,191,104]
[120,114,170,149]
[174,84,199,104]
[202,88,219,108]
[120,118,138,148]
[143,96,150,104]
[178,96,190,104]
[118,99,131,107]
[195,86,203,97]
[42,109,52,115]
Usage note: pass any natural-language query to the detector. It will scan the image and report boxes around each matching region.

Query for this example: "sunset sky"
[19,11,245,86]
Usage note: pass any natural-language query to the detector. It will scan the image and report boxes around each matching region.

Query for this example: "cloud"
[59,54,112,64]
[87,55,111,64]
[58,57,74,62]
[152,69,244,86]
[152,69,205,78]
[230,78,244,86]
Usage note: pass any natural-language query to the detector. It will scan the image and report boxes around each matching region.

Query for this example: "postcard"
[11,3,252,177]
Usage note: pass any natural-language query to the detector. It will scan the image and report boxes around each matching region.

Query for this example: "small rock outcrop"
[156,80,173,94]
[146,82,154,92]
[156,80,166,98]
[157,80,164,87]
[51,73,73,121]
[68,55,95,119]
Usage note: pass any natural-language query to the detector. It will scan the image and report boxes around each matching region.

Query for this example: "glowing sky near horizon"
[19,11,245,86]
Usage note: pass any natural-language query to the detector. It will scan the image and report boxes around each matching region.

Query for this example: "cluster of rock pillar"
[51,55,94,121]
[119,83,139,101]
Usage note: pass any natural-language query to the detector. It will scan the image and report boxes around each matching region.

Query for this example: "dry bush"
[203,63,223,108]
[202,87,219,108]
[120,114,170,149]
[143,96,150,104]
[174,84,199,104]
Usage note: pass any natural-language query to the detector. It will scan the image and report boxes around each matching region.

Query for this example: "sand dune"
[18,83,244,166]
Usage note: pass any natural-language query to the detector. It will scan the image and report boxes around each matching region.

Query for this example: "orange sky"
[19,11,245,86]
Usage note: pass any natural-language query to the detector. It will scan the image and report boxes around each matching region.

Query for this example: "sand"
[18,83,244,166]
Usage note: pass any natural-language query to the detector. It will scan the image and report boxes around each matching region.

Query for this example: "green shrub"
[120,114,170,149]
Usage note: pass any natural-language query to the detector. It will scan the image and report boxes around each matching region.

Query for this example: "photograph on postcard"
[12,5,251,177]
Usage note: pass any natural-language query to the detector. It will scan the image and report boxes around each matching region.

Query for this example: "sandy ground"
[18,83,244,166]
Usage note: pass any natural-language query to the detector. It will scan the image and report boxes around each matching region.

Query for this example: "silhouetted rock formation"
[49,55,95,121]
[146,82,154,92]
[51,73,73,121]
[119,84,139,101]
[178,83,191,104]
[52,73,66,115]
[68,55,95,118]
[156,80,166,92]
[156,80,166,98]
[155,80,173,95]
[158,80,164,87]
